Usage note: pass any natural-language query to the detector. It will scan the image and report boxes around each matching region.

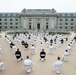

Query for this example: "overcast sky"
[0,0,76,12]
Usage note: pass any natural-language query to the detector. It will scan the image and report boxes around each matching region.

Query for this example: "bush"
[6,31,28,35]
[49,32,70,35]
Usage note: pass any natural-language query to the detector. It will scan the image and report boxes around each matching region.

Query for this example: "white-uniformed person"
[66,44,71,54]
[62,50,69,61]
[0,46,2,60]
[0,62,4,70]
[24,56,33,73]
[0,46,2,54]
[12,44,17,53]
[30,44,35,55]
[40,42,43,51]
[53,57,63,74]
[46,40,49,48]
[48,44,54,54]
[54,42,57,50]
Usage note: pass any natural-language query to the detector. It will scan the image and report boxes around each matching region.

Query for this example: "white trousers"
[25,65,32,73]
[0,62,4,70]
[49,49,53,54]
[54,66,61,74]
[31,50,35,55]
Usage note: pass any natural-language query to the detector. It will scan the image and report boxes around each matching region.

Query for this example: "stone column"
[51,19,54,29]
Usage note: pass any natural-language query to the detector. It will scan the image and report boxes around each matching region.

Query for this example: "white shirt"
[48,46,54,51]
[24,59,33,66]
[53,60,63,67]
[12,46,17,53]
[63,52,69,58]
[31,46,35,51]
[66,46,71,50]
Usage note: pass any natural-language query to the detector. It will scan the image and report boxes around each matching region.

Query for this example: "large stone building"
[0,8,76,32]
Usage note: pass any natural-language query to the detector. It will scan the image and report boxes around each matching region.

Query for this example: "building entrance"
[37,23,40,30]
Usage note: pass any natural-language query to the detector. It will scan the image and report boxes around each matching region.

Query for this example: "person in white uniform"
[66,44,71,54]
[54,42,57,50]
[0,46,2,60]
[24,56,33,73]
[30,45,35,55]
[53,57,63,74]
[12,44,17,53]
[0,62,4,70]
[48,44,54,54]
[46,40,49,48]
[62,50,69,61]
[40,42,43,50]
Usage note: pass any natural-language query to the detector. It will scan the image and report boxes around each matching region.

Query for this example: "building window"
[5,19,7,21]
[10,26,12,29]
[29,19,31,21]
[10,19,12,21]
[16,26,18,29]
[65,27,67,29]
[65,14,68,16]
[0,14,2,17]
[46,25,48,30]
[70,14,73,16]
[0,19,2,21]
[46,22,48,24]
[65,23,68,25]
[29,22,31,24]
[15,19,18,21]
[5,22,7,25]
[60,27,62,29]
[46,19,49,21]
[59,14,62,16]
[71,23,73,25]
[60,19,62,21]
[60,23,62,25]
[5,14,8,16]
[0,22,2,25]
[16,14,19,16]
[65,19,68,21]
[16,23,18,25]
[5,26,7,29]
[71,27,73,29]
[0,26,2,28]
[71,19,74,21]
[29,25,31,29]
[10,22,13,25]
[10,14,13,16]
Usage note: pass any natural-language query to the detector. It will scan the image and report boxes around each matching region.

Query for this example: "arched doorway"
[37,23,40,30]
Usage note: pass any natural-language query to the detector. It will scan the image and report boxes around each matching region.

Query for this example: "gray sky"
[0,0,76,12]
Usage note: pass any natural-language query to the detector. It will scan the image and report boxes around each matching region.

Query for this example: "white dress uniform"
[0,46,2,54]
[0,47,2,60]
[46,41,49,48]
[66,45,71,53]
[40,43,43,50]
[12,45,17,53]
[30,46,35,55]
[53,60,63,74]
[0,62,4,70]
[53,43,57,49]
[24,59,33,73]
[48,45,54,54]
[62,51,69,61]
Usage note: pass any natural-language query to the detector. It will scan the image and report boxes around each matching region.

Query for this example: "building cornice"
[20,14,58,17]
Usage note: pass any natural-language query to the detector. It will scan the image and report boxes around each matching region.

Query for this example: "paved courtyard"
[0,32,76,75]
